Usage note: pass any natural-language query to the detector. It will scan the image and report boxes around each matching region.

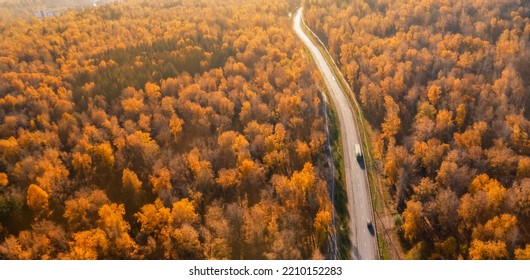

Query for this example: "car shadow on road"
[367,223,375,236]
[357,157,366,169]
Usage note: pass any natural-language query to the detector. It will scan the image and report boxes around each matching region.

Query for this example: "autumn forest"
[0,0,529,260]
[0,0,333,259]
[306,0,530,259]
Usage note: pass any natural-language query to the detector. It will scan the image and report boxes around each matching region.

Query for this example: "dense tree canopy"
[0,0,333,259]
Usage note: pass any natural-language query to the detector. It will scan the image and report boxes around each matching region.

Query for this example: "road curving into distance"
[293,7,377,260]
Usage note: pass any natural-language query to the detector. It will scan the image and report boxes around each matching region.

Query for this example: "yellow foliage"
[454,122,487,149]
[121,97,144,115]
[0,137,20,158]
[427,84,441,104]
[435,109,454,133]
[233,135,251,162]
[97,203,130,239]
[145,82,161,99]
[381,95,400,142]
[27,184,48,215]
[150,168,172,193]
[384,145,399,186]
[314,209,332,246]
[238,159,256,176]
[468,240,508,260]
[469,174,506,207]
[415,103,437,124]
[511,124,530,154]
[515,244,530,260]
[90,142,115,170]
[216,168,239,189]
[187,148,213,184]
[517,157,530,179]
[481,214,517,241]
[71,152,92,172]
[402,200,424,242]
[172,198,199,226]
[295,140,311,164]
[67,229,108,260]
[135,199,173,236]
[0,173,8,187]
[97,203,137,258]
[290,162,315,192]
[122,168,142,193]
[169,114,184,140]
[63,189,110,231]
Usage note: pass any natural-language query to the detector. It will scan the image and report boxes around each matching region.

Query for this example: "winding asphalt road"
[293,7,377,260]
